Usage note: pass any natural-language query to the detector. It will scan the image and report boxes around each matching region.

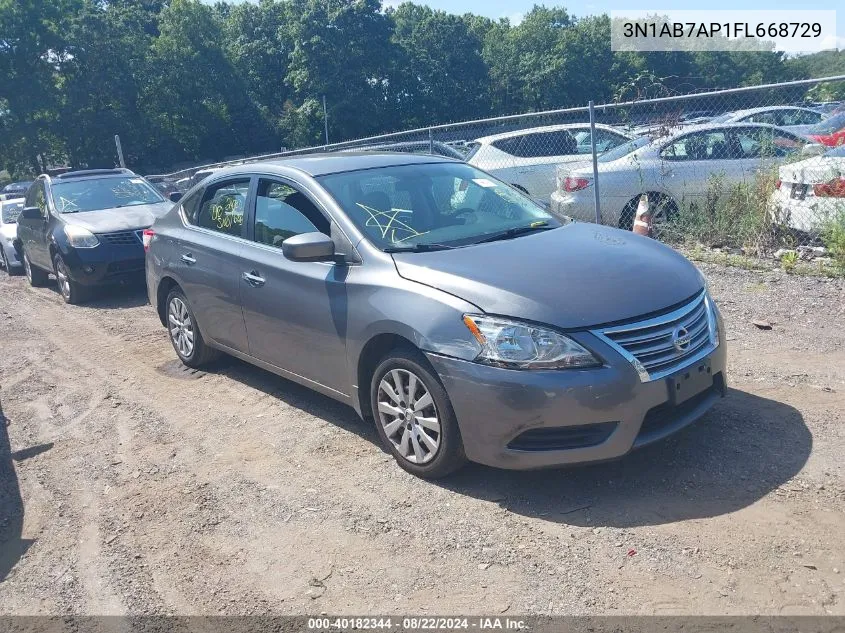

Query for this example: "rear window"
[808,112,845,135]
[463,142,481,161]
[1,200,24,223]
[598,136,651,162]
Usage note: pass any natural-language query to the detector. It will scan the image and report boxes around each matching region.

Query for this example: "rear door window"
[192,178,251,237]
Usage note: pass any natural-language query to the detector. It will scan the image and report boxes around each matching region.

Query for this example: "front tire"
[53,253,89,304]
[23,249,49,287]
[370,348,467,479]
[0,246,17,276]
[165,287,218,368]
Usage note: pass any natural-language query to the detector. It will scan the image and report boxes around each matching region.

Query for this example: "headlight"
[704,292,720,348]
[462,314,600,369]
[63,225,99,248]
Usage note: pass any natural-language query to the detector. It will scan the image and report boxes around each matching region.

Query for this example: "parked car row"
[4,154,727,480]
[441,105,844,235]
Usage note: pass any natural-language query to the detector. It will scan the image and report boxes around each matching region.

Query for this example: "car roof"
[474,123,628,144]
[726,105,816,117]
[340,141,465,159]
[216,152,456,178]
[650,121,798,139]
[47,168,137,183]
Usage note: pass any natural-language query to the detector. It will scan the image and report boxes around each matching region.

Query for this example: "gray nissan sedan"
[145,153,726,478]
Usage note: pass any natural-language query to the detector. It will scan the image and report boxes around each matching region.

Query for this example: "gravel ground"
[0,262,843,616]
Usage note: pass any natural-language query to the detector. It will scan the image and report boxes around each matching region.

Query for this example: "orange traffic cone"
[632,195,652,237]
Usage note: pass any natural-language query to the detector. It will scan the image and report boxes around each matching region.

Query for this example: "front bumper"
[62,243,146,286]
[3,236,21,266]
[426,333,727,470]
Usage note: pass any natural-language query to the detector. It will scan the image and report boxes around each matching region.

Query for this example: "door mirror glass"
[282,232,336,262]
[21,206,43,220]
[169,191,183,203]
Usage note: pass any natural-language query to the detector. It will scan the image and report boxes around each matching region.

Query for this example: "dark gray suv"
[145,153,726,478]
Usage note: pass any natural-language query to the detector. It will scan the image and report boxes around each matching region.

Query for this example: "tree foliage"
[0,0,842,178]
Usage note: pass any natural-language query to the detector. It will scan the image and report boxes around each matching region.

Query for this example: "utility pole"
[322,95,329,147]
[115,135,126,168]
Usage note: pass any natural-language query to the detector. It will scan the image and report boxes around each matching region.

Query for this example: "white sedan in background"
[0,197,25,274]
[771,144,845,234]
[710,106,824,133]
[550,123,818,229]
[467,123,633,201]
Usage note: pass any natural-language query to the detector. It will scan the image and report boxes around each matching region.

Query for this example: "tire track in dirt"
[2,270,844,615]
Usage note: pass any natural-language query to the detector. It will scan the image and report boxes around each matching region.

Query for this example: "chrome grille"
[98,230,143,246]
[592,291,717,382]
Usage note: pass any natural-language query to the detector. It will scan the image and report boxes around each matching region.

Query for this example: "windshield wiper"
[384,243,456,253]
[473,222,554,245]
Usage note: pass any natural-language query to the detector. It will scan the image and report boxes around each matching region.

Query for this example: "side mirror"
[168,191,183,203]
[20,206,43,220]
[282,232,336,262]
[802,143,825,157]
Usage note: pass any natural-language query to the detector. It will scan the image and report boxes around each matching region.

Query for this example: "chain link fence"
[150,74,845,270]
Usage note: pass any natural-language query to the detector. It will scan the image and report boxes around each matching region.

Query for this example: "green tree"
[222,0,293,134]
[59,0,158,170]
[389,3,491,126]
[140,0,271,168]
[285,0,395,141]
[0,0,77,175]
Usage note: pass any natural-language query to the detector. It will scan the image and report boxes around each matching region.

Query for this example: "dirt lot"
[0,262,844,616]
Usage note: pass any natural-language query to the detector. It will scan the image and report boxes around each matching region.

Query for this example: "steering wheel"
[453,207,479,225]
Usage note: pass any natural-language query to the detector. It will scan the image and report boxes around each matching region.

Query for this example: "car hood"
[0,224,16,239]
[779,156,845,183]
[61,202,173,233]
[392,222,704,330]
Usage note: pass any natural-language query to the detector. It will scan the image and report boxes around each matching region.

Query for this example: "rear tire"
[53,253,89,304]
[619,192,678,237]
[23,249,49,287]
[370,347,467,479]
[165,287,218,368]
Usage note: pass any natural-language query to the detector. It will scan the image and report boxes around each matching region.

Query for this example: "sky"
[386,0,844,48]
[207,0,844,48]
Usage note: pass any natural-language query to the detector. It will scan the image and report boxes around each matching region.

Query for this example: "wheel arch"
[156,276,180,327]
[356,332,421,420]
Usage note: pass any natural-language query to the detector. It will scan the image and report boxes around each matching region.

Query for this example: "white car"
[710,106,824,133]
[467,124,633,201]
[550,123,818,229]
[771,144,845,233]
[0,197,25,274]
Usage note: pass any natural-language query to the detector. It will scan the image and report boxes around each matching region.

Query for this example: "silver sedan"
[551,123,817,229]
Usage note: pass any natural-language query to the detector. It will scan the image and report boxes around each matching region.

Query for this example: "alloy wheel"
[168,296,195,358]
[23,253,32,282]
[377,368,441,464]
[55,259,71,300]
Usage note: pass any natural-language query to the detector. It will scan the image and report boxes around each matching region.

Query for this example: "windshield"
[1,200,24,223]
[318,162,561,250]
[50,176,164,213]
[709,113,734,123]
[598,136,651,163]
[807,112,845,135]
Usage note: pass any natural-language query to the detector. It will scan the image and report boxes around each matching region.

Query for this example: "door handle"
[242,271,265,287]
[180,253,196,265]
